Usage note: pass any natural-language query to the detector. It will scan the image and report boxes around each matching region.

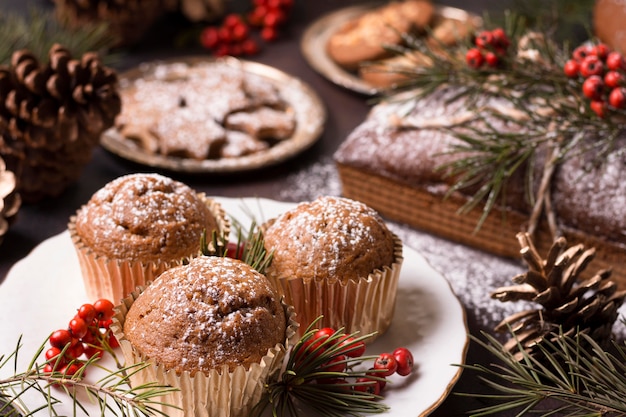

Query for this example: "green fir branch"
[0,336,179,417]
[459,331,626,416]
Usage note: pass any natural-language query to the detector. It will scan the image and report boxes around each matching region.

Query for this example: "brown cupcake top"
[123,256,286,374]
[74,173,219,262]
[263,196,396,283]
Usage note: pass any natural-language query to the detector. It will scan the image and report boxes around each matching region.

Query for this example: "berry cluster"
[199,0,294,57]
[465,28,511,69]
[43,299,118,378]
[294,327,414,397]
[564,43,626,117]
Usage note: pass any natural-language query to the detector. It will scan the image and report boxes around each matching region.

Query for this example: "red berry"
[466,48,484,68]
[475,31,494,49]
[45,347,66,368]
[108,334,120,349]
[484,52,499,67]
[231,23,249,42]
[490,28,510,48]
[65,342,85,360]
[223,13,243,28]
[261,26,279,42]
[200,26,220,50]
[354,377,380,396]
[68,317,88,339]
[609,87,626,108]
[593,43,611,59]
[77,304,97,324]
[49,329,72,349]
[321,354,347,373]
[579,55,604,78]
[60,363,83,377]
[217,26,232,44]
[572,44,594,62]
[590,99,607,117]
[393,347,414,376]
[225,241,245,259]
[248,6,268,27]
[582,75,604,100]
[264,9,286,27]
[84,344,104,360]
[373,352,398,377]
[242,39,260,55]
[606,51,626,71]
[337,336,366,358]
[214,44,231,57]
[604,70,624,88]
[563,59,579,78]
[93,299,115,321]
[313,327,335,345]
[253,0,268,6]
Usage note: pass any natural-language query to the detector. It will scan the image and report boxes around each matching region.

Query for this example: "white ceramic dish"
[0,197,468,416]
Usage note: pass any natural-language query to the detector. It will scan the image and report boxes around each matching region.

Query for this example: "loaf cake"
[113,255,297,417]
[334,85,626,285]
[262,196,403,340]
[68,173,229,303]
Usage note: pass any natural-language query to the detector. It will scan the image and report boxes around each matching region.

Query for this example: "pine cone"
[53,0,166,46]
[491,232,626,360]
[0,44,121,202]
[0,155,21,245]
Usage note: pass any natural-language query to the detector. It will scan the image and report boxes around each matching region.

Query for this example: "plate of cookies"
[100,57,326,173]
[301,1,482,94]
[0,194,468,417]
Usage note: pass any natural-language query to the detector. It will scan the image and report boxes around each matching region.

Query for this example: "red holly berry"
[242,39,260,55]
[490,28,510,49]
[68,317,88,339]
[261,25,279,42]
[582,75,604,100]
[579,55,604,78]
[564,60,580,78]
[49,329,72,349]
[609,87,626,108]
[77,304,97,324]
[373,352,398,377]
[475,30,494,49]
[606,51,626,71]
[231,23,249,42]
[354,377,380,396]
[484,52,499,67]
[45,347,66,368]
[572,44,595,62]
[225,241,245,259]
[108,334,120,349]
[593,43,611,60]
[393,347,414,376]
[321,354,347,373]
[223,13,243,28]
[336,336,366,358]
[200,26,220,50]
[93,299,115,321]
[590,99,607,117]
[466,48,484,68]
[604,70,623,88]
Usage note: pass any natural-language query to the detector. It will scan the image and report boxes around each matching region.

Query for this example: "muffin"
[68,173,229,303]
[263,196,403,340]
[112,256,297,417]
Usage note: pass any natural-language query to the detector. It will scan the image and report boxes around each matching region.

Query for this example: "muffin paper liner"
[68,195,230,304]
[270,233,403,342]
[111,289,298,417]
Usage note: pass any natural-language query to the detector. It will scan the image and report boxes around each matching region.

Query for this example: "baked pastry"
[326,0,435,70]
[594,0,626,55]
[68,173,229,303]
[263,196,403,340]
[112,256,297,417]
[114,59,297,161]
[333,85,626,284]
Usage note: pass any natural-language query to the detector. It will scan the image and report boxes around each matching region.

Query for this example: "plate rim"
[100,57,327,174]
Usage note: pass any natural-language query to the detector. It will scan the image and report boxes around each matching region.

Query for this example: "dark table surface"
[1,1,606,416]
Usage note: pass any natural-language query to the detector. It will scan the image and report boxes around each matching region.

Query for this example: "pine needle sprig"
[0,336,179,417]
[0,8,117,66]
[254,319,389,417]
[459,330,626,416]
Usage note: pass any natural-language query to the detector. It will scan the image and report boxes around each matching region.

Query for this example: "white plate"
[0,197,468,416]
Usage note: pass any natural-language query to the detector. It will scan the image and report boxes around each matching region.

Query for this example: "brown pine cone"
[0,156,21,245]
[53,0,166,47]
[0,44,121,202]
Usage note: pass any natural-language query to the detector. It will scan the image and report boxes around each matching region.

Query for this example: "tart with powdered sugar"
[68,173,229,303]
[112,256,297,417]
[262,196,403,340]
